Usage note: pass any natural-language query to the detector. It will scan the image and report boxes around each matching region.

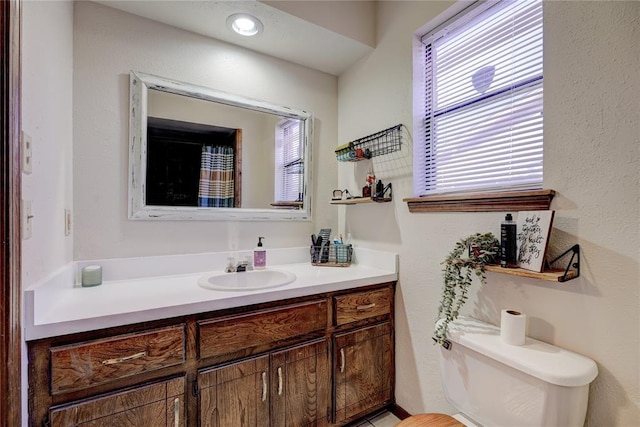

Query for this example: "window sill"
[403,189,555,213]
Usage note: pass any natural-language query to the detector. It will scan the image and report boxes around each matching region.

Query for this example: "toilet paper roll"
[500,309,526,345]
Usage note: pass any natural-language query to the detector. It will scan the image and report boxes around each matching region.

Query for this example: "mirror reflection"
[128,71,313,221]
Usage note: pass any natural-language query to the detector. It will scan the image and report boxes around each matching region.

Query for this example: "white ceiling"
[93,1,375,76]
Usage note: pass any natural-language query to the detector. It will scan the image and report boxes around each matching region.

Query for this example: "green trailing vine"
[434,232,500,342]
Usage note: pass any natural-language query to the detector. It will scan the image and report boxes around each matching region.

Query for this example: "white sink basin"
[197,269,297,291]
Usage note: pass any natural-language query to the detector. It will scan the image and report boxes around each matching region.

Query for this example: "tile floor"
[353,411,401,427]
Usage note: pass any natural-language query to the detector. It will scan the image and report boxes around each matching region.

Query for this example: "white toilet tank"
[439,317,598,427]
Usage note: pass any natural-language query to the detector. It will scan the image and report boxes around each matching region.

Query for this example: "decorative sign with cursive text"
[516,210,555,272]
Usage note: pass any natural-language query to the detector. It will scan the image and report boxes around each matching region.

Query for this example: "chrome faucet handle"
[235,260,248,272]
[225,257,236,273]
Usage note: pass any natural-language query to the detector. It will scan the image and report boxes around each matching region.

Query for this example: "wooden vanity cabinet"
[48,376,186,427]
[197,300,328,362]
[333,323,392,423]
[49,325,186,395]
[28,283,394,427]
[198,355,270,427]
[198,338,329,427]
[269,339,330,426]
[332,287,394,424]
[333,287,393,326]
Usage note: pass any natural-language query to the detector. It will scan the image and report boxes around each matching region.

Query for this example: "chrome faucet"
[225,256,253,273]
[235,258,251,272]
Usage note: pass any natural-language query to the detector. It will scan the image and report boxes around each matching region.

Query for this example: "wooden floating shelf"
[403,189,555,213]
[330,197,391,205]
[484,265,578,282]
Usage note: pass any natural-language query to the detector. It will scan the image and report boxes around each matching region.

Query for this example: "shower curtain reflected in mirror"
[198,146,235,208]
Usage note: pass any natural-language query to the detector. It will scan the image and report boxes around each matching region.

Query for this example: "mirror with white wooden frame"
[129,71,313,221]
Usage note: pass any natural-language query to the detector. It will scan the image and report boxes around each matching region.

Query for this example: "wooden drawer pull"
[261,372,268,402]
[101,351,147,365]
[340,348,345,373]
[357,303,376,310]
[277,367,283,396]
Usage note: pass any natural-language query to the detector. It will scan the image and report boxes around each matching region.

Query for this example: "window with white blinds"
[274,119,303,202]
[414,0,543,196]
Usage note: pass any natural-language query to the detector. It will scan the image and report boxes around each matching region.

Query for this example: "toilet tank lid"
[447,317,598,387]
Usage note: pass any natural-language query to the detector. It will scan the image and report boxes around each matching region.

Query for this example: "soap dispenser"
[254,237,266,269]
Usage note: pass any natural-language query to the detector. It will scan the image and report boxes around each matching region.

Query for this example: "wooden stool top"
[395,413,466,427]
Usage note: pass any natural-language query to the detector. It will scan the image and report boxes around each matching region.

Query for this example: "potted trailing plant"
[434,232,500,342]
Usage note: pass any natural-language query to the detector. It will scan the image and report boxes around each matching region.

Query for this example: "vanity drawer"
[198,300,328,360]
[50,325,186,395]
[334,287,393,326]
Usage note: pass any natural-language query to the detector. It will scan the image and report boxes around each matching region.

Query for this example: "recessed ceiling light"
[226,13,263,37]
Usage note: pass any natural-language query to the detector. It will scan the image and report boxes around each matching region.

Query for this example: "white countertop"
[24,247,398,340]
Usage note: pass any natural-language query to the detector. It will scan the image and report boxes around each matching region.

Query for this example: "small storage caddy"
[310,243,353,267]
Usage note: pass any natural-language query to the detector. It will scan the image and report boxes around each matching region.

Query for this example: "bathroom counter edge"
[24,247,398,340]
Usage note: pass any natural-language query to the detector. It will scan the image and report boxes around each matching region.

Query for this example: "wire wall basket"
[335,124,403,162]
[310,243,353,267]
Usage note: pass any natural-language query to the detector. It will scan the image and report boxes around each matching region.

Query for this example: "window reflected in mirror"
[274,119,304,209]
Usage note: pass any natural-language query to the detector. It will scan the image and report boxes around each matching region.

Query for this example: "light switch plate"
[22,200,33,239]
[21,131,33,174]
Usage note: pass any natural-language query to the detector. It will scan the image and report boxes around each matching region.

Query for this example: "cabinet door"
[198,355,270,427]
[49,376,185,427]
[270,339,330,427]
[333,322,392,424]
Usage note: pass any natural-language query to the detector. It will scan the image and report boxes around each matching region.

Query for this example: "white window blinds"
[275,119,303,202]
[415,0,543,196]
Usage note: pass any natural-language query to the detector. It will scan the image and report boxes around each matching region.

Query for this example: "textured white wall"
[73,1,338,260]
[21,0,74,287]
[338,1,640,425]
[263,0,377,47]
